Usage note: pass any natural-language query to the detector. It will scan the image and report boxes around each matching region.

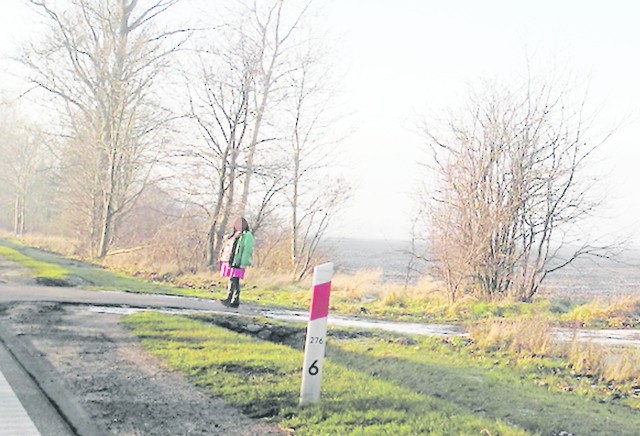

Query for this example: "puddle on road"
[76,305,640,347]
[554,328,640,348]
[79,305,464,337]
[262,310,465,337]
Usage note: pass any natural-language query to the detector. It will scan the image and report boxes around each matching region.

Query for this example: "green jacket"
[231,231,254,268]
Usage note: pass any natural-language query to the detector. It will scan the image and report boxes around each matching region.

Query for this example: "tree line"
[0,0,348,280]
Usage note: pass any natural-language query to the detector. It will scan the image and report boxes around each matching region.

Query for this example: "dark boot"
[228,277,240,307]
[221,279,234,307]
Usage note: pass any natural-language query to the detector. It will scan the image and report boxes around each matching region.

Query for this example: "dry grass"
[246,267,310,291]
[562,296,640,327]
[468,316,553,357]
[331,270,450,316]
[381,276,444,303]
[564,337,640,384]
[565,339,606,376]
[378,281,450,319]
[103,248,182,277]
[468,317,640,384]
[331,268,385,300]
[1,231,82,258]
[330,269,443,304]
[601,351,640,384]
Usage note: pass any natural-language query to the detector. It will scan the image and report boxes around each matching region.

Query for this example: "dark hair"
[233,217,249,232]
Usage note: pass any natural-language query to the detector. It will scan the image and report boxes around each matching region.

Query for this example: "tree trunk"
[14,194,25,237]
[205,169,228,268]
[290,172,299,267]
[97,188,114,258]
[239,79,271,216]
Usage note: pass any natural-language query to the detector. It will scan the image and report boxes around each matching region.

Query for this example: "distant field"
[323,237,640,298]
[321,237,429,283]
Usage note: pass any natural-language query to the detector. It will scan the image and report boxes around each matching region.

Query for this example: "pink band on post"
[309,281,331,320]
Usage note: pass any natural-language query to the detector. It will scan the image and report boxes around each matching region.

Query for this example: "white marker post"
[299,262,334,406]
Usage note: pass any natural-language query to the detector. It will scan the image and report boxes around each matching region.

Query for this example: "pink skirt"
[219,262,245,279]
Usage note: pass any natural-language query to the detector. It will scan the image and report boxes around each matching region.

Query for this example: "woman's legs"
[229,277,240,307]
[223,277,241,307]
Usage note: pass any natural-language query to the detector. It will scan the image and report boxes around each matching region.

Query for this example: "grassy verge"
[2,236,640,329]
[3,237,640,431]
[0,238,222,297]
[123,312,525,435]
[0,245,70,284]
[464,316,640,409]
[124,312,640,435]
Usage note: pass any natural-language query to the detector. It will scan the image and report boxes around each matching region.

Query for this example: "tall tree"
[20,0,185,257]
[182,0,321,269]
[0,111,49,236]
[183,32,255,267]
[281,42,349,280]
[237,0,313,216]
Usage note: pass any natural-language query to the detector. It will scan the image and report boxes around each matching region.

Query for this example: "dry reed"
[468,316,553,356]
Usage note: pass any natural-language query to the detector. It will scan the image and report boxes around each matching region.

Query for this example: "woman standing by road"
[218,217,254,308]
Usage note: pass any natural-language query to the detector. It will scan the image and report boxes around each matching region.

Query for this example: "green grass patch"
[124,312,640,435]
[239,286,312,310]
[330,335,640,434]
[0,245,70,283]
[124,312,525,435]
[468,300,547,320]
[237,287,556,325]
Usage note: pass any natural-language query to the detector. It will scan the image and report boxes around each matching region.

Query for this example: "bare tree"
[422,77,618,301]
[403,204,431,290]
[292,180,350,280]
[182,32,255,267]
[19,0,185,257]
[280,43,350,280]
[0,111,50,236]
[236,0,313,216]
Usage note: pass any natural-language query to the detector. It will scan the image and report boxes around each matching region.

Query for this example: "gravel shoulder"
[0,300,287,435]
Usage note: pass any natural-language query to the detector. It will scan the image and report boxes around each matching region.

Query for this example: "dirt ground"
[1,300,287,435]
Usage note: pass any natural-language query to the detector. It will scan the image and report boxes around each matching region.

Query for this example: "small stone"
[395,337,418,346]
[257,330,272,340]
[245,324,262,333]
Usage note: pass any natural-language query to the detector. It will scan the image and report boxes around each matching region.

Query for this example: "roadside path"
[1,282,639,347]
